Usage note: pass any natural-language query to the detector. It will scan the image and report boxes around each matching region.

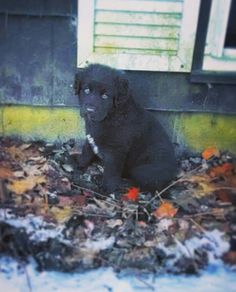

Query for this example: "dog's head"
[74,64,130,122]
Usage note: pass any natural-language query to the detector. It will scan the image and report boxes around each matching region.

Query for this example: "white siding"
[77,0,201,72]
[94,0,181,57]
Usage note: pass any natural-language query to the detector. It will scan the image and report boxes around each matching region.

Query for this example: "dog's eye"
[101,94,108,100]
[84,88,90,94]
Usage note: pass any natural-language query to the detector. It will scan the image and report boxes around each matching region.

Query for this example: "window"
[203,0,236,71]
[77,0,200,72]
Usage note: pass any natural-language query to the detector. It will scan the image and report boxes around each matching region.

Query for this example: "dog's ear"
[114,75,130,108]
[73,71,83,95]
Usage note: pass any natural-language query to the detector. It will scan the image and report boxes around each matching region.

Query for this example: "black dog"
[74,64,177,193]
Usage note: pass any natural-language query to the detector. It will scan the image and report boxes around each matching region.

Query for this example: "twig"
[183,209,225,219]
[144,158,214,208]
[92,196,123,210]
[72,183,120,203]
[73,183,139,214]
[214,186,236,192]
[135,275,155,291]
[23,263,32,292]
[144,178,181,208]
[188,217,218,246]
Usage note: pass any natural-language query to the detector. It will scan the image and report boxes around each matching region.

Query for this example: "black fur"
[74,64,177,193]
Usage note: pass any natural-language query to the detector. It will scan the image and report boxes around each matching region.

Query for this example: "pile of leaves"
[0,137,236,274]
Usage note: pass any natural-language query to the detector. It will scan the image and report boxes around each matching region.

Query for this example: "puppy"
[74,64,177,193]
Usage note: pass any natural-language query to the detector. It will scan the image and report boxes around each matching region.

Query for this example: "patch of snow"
[0,209,66,243]
[185,230,230,263]
[160,229,230,268]
[0,257,236,292]
[84,236,115,252]
[156,218,173,232]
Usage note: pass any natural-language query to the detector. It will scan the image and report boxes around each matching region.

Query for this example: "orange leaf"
[209,162,234,178]
[0,167,14,179]
[122,187,139,201]
[202,146,220,160]
[154,201,178,219]
[8,176,46,195]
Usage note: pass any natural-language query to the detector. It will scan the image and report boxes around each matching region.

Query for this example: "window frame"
[191,0,236,84]
[77,0,201,72]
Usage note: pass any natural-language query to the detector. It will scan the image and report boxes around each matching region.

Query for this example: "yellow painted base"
[0,105,84,142]
[174,113,236,154]
[0,105,236,154]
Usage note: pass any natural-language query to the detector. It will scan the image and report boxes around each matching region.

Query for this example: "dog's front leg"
[102,150,125,193]
[78,141,96,170]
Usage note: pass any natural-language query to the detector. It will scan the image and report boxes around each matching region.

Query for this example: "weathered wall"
[0,0,77,106]
[1,0,236,112]
[0,0,236,154]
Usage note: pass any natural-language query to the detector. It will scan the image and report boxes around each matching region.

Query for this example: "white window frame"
[203,0,236,72]
[77,0,201,72]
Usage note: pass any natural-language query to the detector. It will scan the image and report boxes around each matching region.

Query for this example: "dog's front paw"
[77,154,91,170]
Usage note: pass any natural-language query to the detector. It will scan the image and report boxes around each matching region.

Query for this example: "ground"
[0,137,236,274]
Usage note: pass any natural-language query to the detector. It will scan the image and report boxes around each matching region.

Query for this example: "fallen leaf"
[174,190,200,210]
[106,219,123,228]
[13,170,25,178]
[24,164,42,176]
[19,143,32,150]
[6,145,26,161]
[62,164,74,173]
[208,162,234,178]
[7,176,46,195]
[58,196,74,206]
[154,201,178,219]
[122,187,139,201]
[156,218,174,231]
[223,251,236,265]
[0,167,14,179]
[215,190,236,205]
[50,206,72,223]
[202,146,220,160]
[28,156,46,163]
[184,175,216,197]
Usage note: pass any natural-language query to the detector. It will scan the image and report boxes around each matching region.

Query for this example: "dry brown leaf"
[7,175,46,195]
[28,156,46,163]
[0,167,14,179]
[19,143,32,150]
[6,145,26,161]
[185,175,217,197]
[223,251,236,265]
[23,164,42,176]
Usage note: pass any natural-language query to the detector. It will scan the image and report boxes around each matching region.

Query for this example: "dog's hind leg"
[129,164,177,192]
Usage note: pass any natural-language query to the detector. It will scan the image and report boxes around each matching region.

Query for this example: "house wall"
[0,0,236,154]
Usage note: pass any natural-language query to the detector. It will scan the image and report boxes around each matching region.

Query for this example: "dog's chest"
[86,134,100,155]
